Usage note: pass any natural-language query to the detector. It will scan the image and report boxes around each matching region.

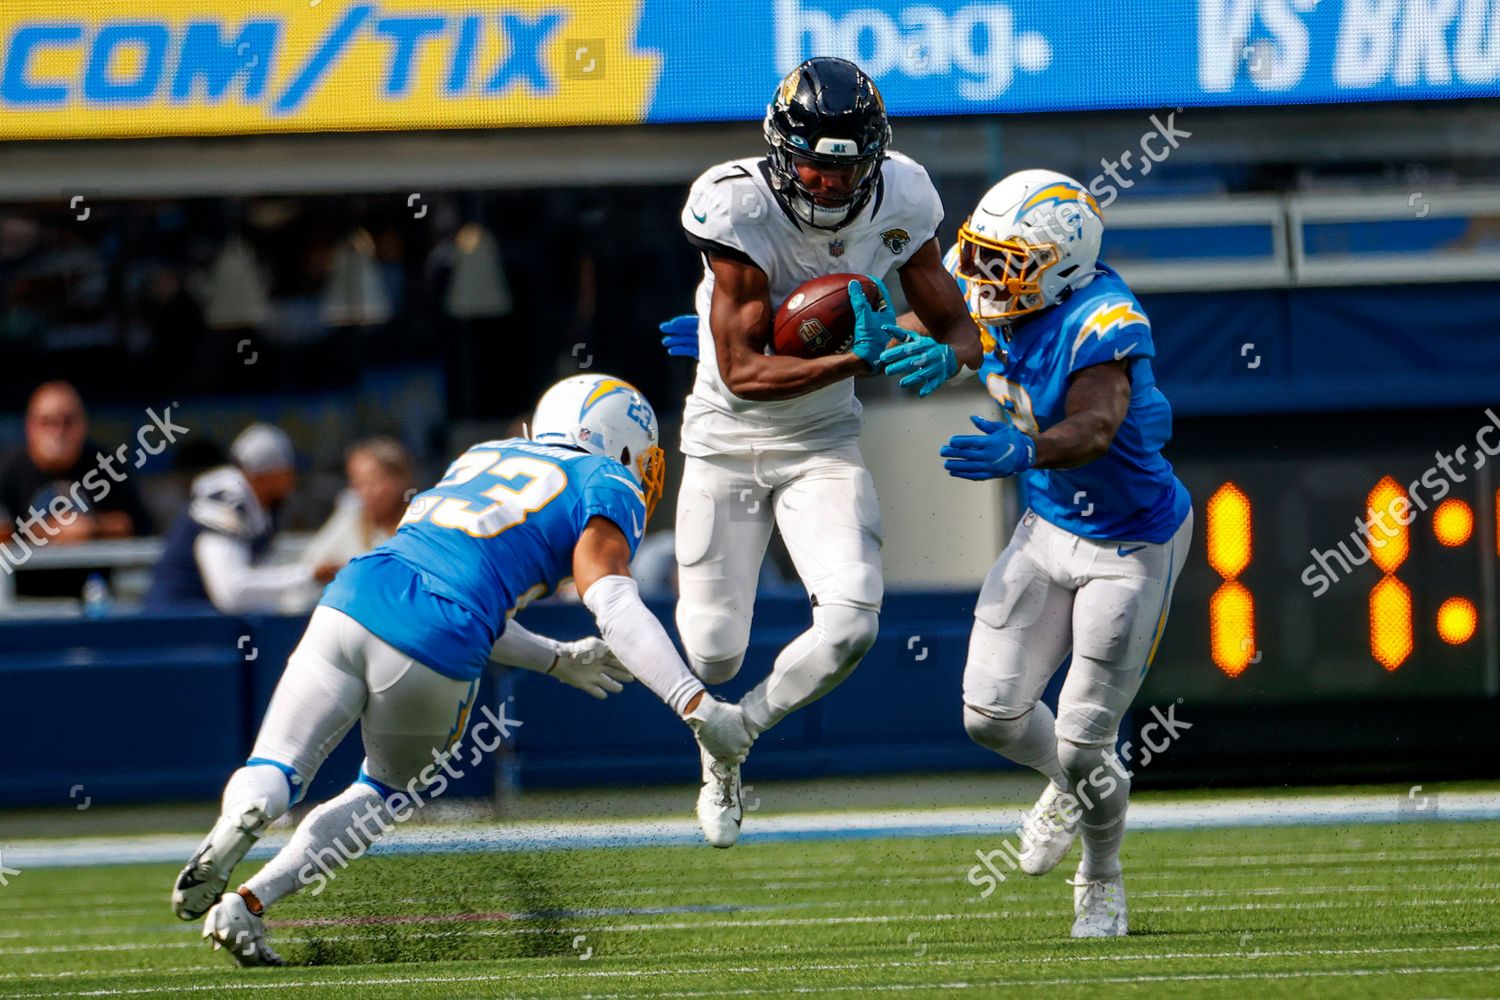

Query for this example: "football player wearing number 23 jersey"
[898,170,1193,938]
[171,375,754,966]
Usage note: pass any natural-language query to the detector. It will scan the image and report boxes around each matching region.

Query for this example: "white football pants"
[219,606,480,911]
[675,443,883,732]
[963,509,1193,746]
[251,605,481,793]
[961,508,1192,880]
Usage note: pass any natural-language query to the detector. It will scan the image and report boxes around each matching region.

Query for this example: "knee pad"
[678,608,750,677]
[815,604,879,667]
[689,650,746,685]
[1056,736,1113,787]
[963,704,1031,754]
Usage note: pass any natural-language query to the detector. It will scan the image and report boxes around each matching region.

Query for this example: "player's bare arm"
[708,255,868,400]
[1032,360,1131,469]
[571,514,635,596]
[897,238,982,371]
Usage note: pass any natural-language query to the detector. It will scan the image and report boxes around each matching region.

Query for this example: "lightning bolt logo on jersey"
[944,246,1191,543]
[321,438,647,681]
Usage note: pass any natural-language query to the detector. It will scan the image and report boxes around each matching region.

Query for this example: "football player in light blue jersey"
[880,170,1193,938]
[172,374,754,967]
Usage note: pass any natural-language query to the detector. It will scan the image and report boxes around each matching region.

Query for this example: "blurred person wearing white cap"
[146,424,340,613]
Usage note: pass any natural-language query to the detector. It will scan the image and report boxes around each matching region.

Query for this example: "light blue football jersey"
[944,249,1191,543]
[321,439,648,681]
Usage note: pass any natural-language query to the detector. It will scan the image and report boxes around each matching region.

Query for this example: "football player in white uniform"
[895,170,1193,936]
[674,57,981,846]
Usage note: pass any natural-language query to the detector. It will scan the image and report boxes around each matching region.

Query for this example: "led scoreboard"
[1141,410,1499,708]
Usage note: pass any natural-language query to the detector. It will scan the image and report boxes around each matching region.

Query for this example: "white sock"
[1078,816,1127,880]
[1058,738,1128,879]
[741,605,878,736]
[223,763,294,820]
[242,782,394,909]
[183,763,294,885]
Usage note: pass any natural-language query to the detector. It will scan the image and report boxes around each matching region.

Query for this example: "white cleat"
[172,799,271,920]
[203,891,285,967]
[1068,869,1128,938]
[1017,781,1079,876]
[694,747,744,848]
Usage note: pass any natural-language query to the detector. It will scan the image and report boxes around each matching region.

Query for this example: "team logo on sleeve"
[880,228,911,254]
[1071,301,1149,367]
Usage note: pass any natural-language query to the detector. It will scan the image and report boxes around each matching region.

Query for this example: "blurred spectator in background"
[302,437,413,567]
[146,423,339,614]
[0,381,154,597]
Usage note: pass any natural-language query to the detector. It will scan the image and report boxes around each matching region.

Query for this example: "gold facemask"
[638,445,666,523]
[956,219,1062,322]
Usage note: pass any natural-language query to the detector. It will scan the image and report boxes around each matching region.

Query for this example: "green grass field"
[2,810,1499,999]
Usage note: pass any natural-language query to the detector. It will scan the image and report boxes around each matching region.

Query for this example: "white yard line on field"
[3,891,1499,954]
[7,877,1500,923]
[11,961,1500,998]
[4,940,1500,985]
[7,792,1500,871]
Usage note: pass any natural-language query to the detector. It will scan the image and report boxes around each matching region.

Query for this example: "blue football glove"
[940,415,1037,481]
[659,314,699,359]
[848,276,897,370]
[879,331,959,398]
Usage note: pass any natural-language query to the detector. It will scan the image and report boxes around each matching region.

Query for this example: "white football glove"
[684,697,753,764]
[546,638,634,700]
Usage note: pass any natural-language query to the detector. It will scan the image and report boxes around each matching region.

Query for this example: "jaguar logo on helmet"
[778,67,802,106]
[881,228,911,255]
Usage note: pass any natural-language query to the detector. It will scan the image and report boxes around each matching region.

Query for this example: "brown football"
[771,273,886,359]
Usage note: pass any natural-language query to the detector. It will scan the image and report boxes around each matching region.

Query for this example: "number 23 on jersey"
[401,452,568,538]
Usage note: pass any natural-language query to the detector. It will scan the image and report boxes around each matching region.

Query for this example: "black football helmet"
[763,57,892,230]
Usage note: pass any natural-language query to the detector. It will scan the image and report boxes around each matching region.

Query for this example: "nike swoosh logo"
[630,508,642,537]
[1114,342,1138,361]
[691,209,707,223]
[995,444,1015,465]
[1117,544,1147,557]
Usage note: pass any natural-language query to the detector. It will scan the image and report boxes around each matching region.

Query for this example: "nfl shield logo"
[828,239,845,257]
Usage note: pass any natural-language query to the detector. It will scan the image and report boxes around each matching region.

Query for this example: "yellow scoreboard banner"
[0,0,660,138]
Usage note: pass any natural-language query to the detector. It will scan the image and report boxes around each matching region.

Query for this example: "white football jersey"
[679,152,943,456]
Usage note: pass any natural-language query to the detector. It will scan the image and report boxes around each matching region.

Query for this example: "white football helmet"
[956,169,1104,323]
[531,374,665,521]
